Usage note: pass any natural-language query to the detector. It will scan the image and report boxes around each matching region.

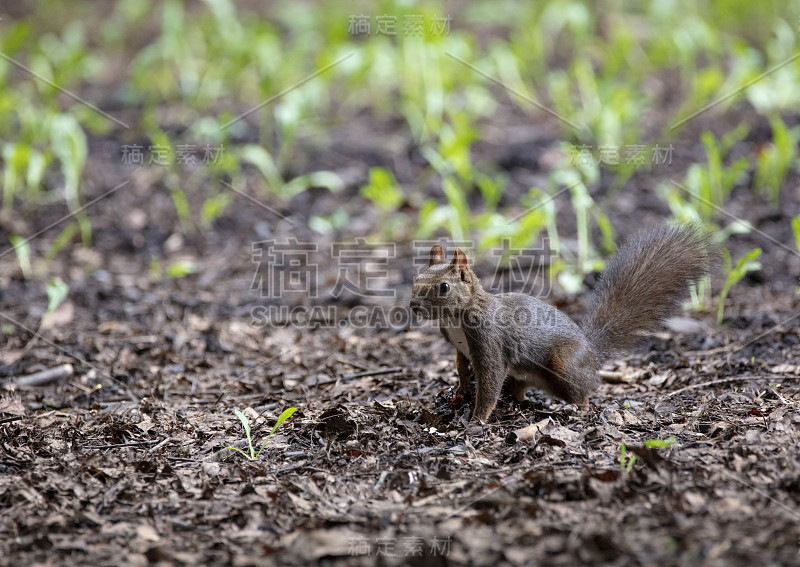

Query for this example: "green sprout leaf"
[46,277,69,315]
[240,144,283,194]
[360,167,403,213]
[619,443,637,474]
[791,216,800,252]
[221,408,255,460]
[169,188,195,234]
[200,192,233,226]
[165,260,197,279]
[644,436,676,449]
[717,248,762,323]
[10,234,32,279]
[45,223,79,261]
[255,407,297,459]
[234,409,253,445]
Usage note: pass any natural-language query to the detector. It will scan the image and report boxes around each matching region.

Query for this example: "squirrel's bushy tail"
[582,224,713,360]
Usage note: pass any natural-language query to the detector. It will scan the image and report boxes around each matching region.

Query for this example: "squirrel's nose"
[409,298,432,319]
[409,298,426,315]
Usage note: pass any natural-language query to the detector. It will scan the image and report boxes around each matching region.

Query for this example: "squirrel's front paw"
[451,386,471,407]
[470,407,492,423]
[454,377,475,399]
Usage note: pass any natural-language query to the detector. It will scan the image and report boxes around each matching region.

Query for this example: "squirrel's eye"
[439,282,450,294]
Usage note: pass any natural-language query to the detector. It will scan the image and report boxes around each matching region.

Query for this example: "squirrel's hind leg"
[510,378,528,402]
[543,342,600,405]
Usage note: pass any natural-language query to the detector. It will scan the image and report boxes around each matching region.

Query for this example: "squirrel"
[409,224,713,422]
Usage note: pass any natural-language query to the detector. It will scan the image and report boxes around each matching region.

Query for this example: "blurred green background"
[1,0,799,312]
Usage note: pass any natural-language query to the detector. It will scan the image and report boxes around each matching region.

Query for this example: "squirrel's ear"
[429,245,445,266]
[450,248,470,281]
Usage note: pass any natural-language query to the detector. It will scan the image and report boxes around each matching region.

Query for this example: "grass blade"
[233,408,254,459]
[255,407,296,459]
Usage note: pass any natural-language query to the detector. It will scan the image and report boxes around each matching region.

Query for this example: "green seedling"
[200,192,233,227]
[170,187,195,235]
[281,171,344,200]
[46,277,69,315]
[754,116,795,204]
[359,167,405,239]
[222,407,297,461]
[9,234,32,279]
[687,275,710,312]
[620,437,675,475]
[619,443,636,475]
[681,129,749,221]
[239,144,283,195]
[791,216,800,252]
[644,436,676,449]
[309,210,349,234]
[45,223,80,261]
[50,113,91,246]
[2,143,46,208]
[274,92,305,169]
[717,248,762,323]
[165,260,197,279]
[360,167,403,213]
[149,257,162,281]
[416,175,471,242]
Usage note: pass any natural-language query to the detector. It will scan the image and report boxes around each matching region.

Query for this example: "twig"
[0,415,24,424]
[665,374,800,397]
[598,370,624,381]
[146,437,174,454]
[373,470,390,490]
[82,440,162,450]
[505,417,551,444]
[15,364,74,387]
[335,356,369,372]
[340,367,403,382]
[305,367,404,387]
[598,369,636,383]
